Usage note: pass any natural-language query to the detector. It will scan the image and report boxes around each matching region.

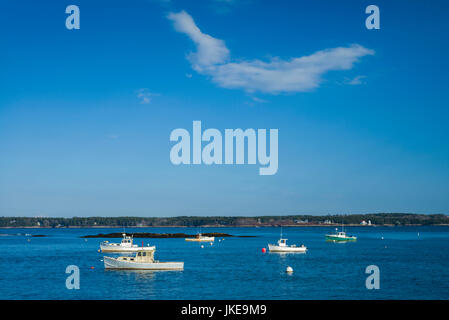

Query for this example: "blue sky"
[0,0,448,217]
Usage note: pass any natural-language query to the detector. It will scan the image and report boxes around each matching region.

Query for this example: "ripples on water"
[0,226,448,299]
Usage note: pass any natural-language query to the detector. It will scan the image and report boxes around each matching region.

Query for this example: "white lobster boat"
[268,229,307,253]
[268,238,307,253]
[100,233,155,253]
[185,233,215,242]
[104,248,184,270]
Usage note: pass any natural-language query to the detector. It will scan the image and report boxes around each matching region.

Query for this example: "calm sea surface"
[0,226,448,299]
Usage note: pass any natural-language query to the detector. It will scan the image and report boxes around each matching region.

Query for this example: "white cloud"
[167,11,229,72]
[168,11,374,94]
[346,75,367,85]
[136,88,159,104]
[250,96,269,103]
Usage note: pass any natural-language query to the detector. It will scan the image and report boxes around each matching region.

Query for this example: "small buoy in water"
[90,266,94,269]
[417,232,420,237]
[201,245,204,248]
[381,236,384,240]
[262,248,266,253]
[97,249,100,253]
[210,242,213,246]
[286,266,293,273]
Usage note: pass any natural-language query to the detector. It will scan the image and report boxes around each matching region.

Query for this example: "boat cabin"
[120,234,134,247]
[277,238,288,247]
[135,250,155,262]
[119,250,155,263]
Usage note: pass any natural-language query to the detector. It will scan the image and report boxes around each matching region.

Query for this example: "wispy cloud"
[210,0,251,14]
[250,96,269,103]
[346,75,367,85]
[167,11,230,72]
[136,88,159,104]
[168,11,374,94]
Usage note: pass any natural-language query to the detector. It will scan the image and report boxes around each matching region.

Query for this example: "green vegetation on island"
[0,213,448,228]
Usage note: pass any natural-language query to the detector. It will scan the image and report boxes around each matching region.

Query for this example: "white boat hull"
[268,244,307,253]
[100,245,156,253]
[103,256,184,270]
[185,237,215,242]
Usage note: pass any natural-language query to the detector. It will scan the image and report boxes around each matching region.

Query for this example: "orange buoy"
[262,248,266,253]
[90,266,94,269]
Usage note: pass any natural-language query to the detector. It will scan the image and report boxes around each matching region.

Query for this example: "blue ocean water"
[0,226,448,300]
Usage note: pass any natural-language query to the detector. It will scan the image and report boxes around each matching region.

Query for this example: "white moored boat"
[268,238,307,253]
[104,248,184,270]
[185,233,215,242]
[100,233,155,253]
[268,229,307,253]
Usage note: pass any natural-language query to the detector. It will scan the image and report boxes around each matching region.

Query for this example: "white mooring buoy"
[286,266,293,273]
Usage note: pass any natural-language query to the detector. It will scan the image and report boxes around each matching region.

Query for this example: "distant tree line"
[0,213,448,228]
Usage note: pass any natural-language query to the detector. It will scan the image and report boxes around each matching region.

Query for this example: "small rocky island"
[81,232,254,238]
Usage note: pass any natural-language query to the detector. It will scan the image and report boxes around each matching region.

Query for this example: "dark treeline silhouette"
[0,213,448,228]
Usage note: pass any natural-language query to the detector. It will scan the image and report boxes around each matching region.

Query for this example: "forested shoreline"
[1,213,448,228]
